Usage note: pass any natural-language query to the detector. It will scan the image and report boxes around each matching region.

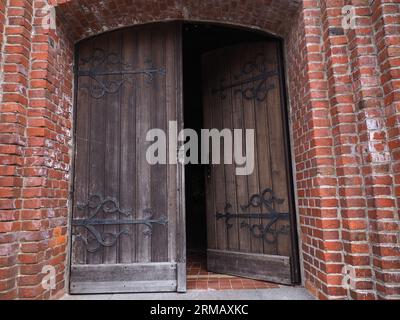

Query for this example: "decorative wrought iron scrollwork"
[72,194,168,252]
[216,188,290,244]
[78,48,166,99]
[212,53,278,102]
[240,188,284,211]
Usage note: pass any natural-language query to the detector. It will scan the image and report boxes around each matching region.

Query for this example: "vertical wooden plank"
[132,31,141,264]
[221,48,239,251]
[251,43,275,255]
[166,24,178,263]
[212,49,228,252]
[175,22,186,292]
[151,25,168,262]
[119,29,137,263]
[136,26,152,263]
[103,31,122,264]
[72,40,91,265]
[202,53,217,252]
[87,33,108,265]
[241,45,263,255]
[265,42,291,257]
[230,46,251,253]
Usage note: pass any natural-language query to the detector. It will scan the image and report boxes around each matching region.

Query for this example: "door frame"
[175,22,186,292]
[276,39,301,284]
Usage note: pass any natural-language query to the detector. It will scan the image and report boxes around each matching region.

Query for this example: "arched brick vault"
[55,0,302,41]
[0,0,399,300]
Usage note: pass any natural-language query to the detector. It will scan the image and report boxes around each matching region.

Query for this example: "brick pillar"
[0,0,33,300]
[371,0,400,300]
[288,0,400,300]
[319,0,365,300]
[287,0,344,299]
[341,0,389,300]
[0,0,5,55]
[18,0,72,299]
[0,0,72,299]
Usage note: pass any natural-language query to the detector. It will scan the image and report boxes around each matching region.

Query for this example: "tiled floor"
[187,250,282,291]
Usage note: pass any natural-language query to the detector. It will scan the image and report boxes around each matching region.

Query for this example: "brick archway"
[55,0,301,41]
[0,0,399,300]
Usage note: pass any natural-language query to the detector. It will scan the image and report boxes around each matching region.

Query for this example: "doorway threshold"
[62,287,313,300]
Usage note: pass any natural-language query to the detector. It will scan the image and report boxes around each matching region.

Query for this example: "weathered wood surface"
[202,41,294,284]
[207,249,291,285]
[71,23,184,294]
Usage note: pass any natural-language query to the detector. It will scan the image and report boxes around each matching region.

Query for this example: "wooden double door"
[70,22,298,294]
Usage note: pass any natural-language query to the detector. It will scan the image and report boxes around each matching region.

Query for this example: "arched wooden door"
[70,23,185,294]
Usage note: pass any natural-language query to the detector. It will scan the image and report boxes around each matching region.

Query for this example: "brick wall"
[0,0,73,299]
[0,0,398,299]
[0,0,32,299]
[370,0,400,298]
[0,1,5,65]
[286,0,400,300]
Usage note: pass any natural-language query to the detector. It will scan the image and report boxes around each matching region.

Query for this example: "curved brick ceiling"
[55,0,302,41]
